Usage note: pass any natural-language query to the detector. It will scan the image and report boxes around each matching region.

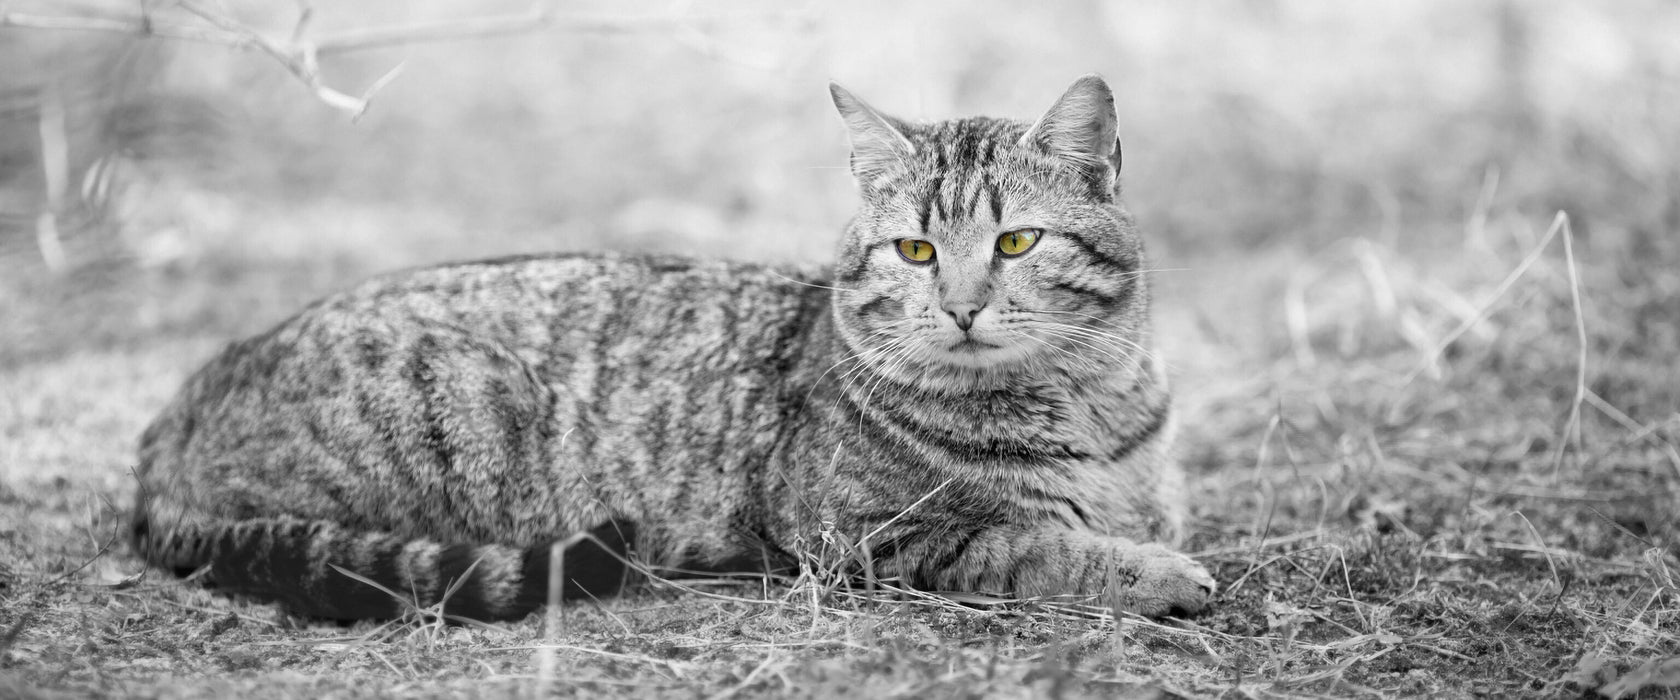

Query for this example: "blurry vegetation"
[1,1,1676,266]
[2,1,1678,697]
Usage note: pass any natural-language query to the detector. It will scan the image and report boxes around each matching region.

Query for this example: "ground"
[1,193,1676,699]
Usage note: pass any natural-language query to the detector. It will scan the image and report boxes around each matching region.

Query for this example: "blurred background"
[3,0,1675,261]
[1,0,1677,426]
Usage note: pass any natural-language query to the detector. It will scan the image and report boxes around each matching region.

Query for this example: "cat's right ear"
[829,82,915,187]
[1020,74,1122,198]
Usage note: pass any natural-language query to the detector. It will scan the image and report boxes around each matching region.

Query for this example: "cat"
[129,74,1216,621]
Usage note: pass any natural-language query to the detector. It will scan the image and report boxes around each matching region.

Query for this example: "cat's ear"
[1020,74,1122,195]
[830,82,915,187]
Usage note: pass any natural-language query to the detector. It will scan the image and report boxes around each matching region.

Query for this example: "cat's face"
[830,76,1150,383]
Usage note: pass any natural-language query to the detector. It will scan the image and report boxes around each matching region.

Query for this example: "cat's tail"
[129,511,637,622]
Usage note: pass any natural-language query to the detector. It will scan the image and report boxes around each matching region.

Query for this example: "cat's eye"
[896,239,936,263]
[997,229,1041,256]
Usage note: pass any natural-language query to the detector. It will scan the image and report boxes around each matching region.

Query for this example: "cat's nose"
[942,301,984,331]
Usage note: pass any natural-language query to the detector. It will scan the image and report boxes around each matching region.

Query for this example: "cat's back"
[317,252,828,347]
[141,252,836,472]
[222,252,832,378]
[136,251,836,550]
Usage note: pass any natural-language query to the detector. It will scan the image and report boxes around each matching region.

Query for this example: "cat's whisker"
[840,341,908,391]
[1043,325,1157,370]
[828,318,919,370]
[806,320,923,416]
[1029,308,1132,333]
[1026,313,1160,361]
[1021,317,1154,368]
[833,327,919,388]
[1117,267,1188,277]
[846,338,919,434]
[769,270,859,293]
[804,341,889,412]
[863,336,919,399]
[833,351,900,412]
[1032,327,1133,369]
[835,317,920,355]
[1054,324,1159,364]
[1008,329,1102,374]
[833,325,918,388]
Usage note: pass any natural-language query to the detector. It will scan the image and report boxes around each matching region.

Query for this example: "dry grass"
[1,195,1676,698]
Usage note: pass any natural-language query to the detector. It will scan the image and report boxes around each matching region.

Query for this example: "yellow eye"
[896,239,936,263]
[997,229,1041,256]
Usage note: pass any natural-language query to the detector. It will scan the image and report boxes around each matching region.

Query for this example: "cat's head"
[829,75,1152,385]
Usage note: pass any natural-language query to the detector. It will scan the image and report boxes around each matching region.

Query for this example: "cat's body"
[131,76,1215,621]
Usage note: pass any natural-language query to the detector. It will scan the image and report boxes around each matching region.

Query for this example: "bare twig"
[313,3,556,54]
[1,1,801,120]
[0,7,234,45]
[173,0,381,118]
[312,7,798,54]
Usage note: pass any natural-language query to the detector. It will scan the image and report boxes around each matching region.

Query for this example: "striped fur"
[133,516,634,620]
[131,75,1214,621]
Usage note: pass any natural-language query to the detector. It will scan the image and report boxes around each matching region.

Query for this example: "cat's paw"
[1107,544,1216,618]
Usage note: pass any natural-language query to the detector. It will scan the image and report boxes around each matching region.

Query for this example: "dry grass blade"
[1582,392,1680,478]
[327,556,485,623]
[859,477,955,547]
[1551,214,1588,476]
[1511,511,1564,590]
[703,653,780,700]
[536,530,592,698]
[1398,210,1570,388]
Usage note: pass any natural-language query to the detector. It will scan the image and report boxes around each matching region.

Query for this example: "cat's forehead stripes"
[919,118,1026,232]
[869,117,1028,234]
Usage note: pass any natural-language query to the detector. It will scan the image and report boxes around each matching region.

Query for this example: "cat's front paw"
[1107,544,1216,617]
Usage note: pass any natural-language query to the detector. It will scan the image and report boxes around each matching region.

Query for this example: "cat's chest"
[887,380,1146,469]
[960,377,1140,439]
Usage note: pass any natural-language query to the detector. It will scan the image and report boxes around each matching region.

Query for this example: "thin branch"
[174,0,378,118]
[313,2,556,54]
[1,1,794,120]
[1,2,812,119]
[0,8,238,45]
[312,6,811,55]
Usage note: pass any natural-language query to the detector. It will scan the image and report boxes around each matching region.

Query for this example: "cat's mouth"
[947,337,999,352]
[929,335,1030,370]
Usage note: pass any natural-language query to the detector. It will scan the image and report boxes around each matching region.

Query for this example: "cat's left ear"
[1020,74,1122,196]
[830,82,916,188]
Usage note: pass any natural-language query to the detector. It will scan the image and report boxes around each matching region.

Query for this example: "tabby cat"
[130,75,1216,621]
